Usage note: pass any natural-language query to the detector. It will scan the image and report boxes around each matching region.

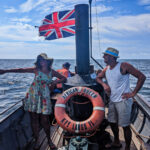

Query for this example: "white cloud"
[19,0,34,12]
[91,14,150,59]
[92,5,113,14]
[60,0,88,4]
[19,0,49,13]
[19,0,89,13]
[4,7,17,13]
[11,17,31,23]
[0,21,76,44]
[138,0,150,5]
[35,0,86,14]
[1,13,150,45]
[5,0,110,15]
[0,23,37,41]
[145,5,150,9]
[92,14,150,35]
[35,1,56,12]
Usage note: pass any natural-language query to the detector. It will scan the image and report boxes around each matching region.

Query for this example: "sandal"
[105,143,122,149]
[33,141,40,150]
[49,142,57,150]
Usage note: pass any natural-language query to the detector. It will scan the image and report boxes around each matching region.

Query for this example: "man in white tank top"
[96,47,146,150]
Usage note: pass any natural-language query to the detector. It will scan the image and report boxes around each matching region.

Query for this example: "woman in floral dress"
[0,53,66,149]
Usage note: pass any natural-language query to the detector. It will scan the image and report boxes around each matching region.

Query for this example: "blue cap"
[63,62,71,68]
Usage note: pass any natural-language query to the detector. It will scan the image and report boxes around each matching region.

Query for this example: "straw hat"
[103,47,119,58]
[38,53,53,61]
[35,53,53,65]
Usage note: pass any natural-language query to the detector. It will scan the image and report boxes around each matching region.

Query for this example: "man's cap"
[103,47,119,58]
[63,62,71,68]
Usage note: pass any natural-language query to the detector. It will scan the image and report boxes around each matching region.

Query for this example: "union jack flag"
[39,9,75,40]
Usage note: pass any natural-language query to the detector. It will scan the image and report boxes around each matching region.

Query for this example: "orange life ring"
[54,86,105,133]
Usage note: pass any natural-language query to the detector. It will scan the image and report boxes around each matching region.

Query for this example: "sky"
[0,0,150,59]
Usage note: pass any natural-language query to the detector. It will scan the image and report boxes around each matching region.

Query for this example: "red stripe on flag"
[44,30,53,36]
[39,19,75,32]
[53,12,62,38]
[39,25,53,31]
[62,28,75,34]
[53,12,59,23]
[43,18,52,23]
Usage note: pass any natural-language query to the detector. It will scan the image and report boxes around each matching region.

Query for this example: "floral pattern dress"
[24,71,52,115]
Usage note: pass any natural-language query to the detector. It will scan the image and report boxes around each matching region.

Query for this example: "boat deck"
[106,126,137,150]
[27,125,64,150]
[26,95,140,150]
[26,124,138,150]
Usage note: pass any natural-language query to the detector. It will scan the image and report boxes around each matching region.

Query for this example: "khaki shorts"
[107,99,133,127]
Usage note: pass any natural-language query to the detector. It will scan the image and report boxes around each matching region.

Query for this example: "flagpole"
[89,0,103,69]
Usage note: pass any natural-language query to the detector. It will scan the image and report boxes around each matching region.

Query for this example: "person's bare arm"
[121,62,146,99]
[69,71,75,76]
[96,67,111,95]
[50,69,67,90]
[0,67,36,74]
[52,69,66,83]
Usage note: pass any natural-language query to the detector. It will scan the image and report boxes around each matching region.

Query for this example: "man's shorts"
[107,99,133,127]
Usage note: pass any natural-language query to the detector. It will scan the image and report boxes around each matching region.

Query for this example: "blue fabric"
[53,89,62,93]
[105,50,118,57]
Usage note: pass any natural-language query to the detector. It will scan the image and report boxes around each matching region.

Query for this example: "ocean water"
[0,59,149,115]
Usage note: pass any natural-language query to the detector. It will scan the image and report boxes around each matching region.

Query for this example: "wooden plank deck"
[27,125,64,150]
[26,107,139,150]
[106,126,137,150]
[104,107,139,150]
[27,125,138,150]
